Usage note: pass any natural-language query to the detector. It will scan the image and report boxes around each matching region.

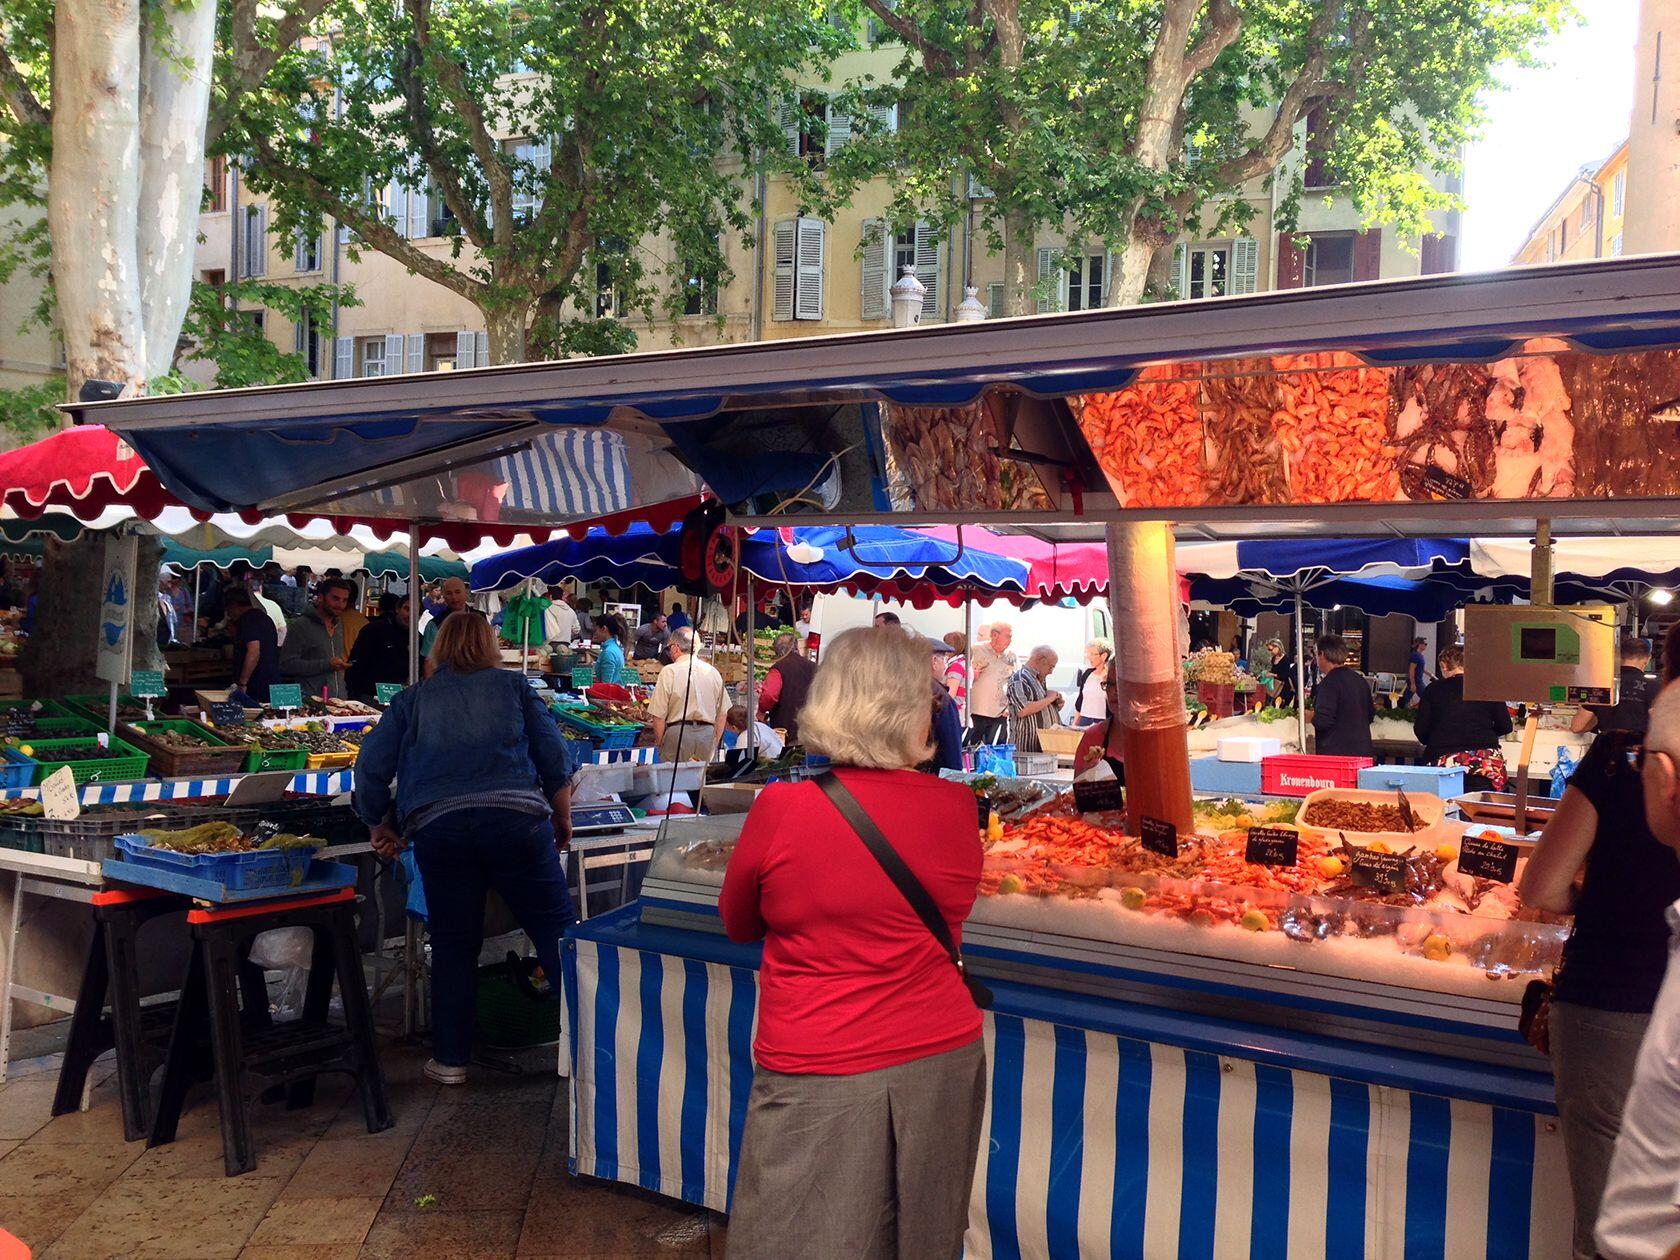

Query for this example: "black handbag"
[814,772,993,1010]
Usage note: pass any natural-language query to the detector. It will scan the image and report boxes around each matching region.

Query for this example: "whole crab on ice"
[1486,355,1575,499]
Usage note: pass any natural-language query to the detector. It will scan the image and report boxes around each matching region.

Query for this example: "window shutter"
[869,102,898,134]
[985,282,1004,318]
[860,219,887,320]
[293,319,307,354]
[385,182,404,231]
[825,102,852,157]
[777,95,802,157]
[406,332,424,373]
[531,138,551,212]
[407,184,429,239]
[455,331,477,369]
[253,206,268,276]
[1172,244,1188,298]
[1275,232,1304,289]
[1353,228,1382,282]
[337,218,349,247]
[475,330,489,366]
[771,219,797,322]
[1230,237,1259,295]
[795,217,825,320]
[1099,251,1112,307]
[915,222,941,322]
[334,336,353,379]
[293,233,306,272]
[1035,246,1056,314]
[383,333,406,374]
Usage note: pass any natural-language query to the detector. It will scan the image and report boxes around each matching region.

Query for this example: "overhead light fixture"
[1650,589,1675,606]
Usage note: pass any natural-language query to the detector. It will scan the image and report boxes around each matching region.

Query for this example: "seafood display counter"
[574,778,1571,1257]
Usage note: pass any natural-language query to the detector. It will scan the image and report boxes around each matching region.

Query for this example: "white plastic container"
[1217,735,1282,763]
[1296,787,1449,850]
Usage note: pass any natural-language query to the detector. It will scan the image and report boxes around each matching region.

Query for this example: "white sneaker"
[424,1059,467,1086]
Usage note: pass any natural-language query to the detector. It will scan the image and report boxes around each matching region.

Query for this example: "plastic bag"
[972,744,1017,779]
[1550,745,1578,798]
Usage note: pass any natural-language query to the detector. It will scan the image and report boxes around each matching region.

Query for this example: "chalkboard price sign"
[267,683,303,710]
[1458,834,1520,884]
[1139,816,1179,859]
[1350,847,1409,894]
[130,670,165,698]
[1072,777,1126,815]
[1244,827,1299,867]
[976,795,992,831]
[208,701,247,727]
[375,682,403,705]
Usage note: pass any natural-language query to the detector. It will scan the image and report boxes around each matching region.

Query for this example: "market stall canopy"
[70,255,1680,539]
[917,526,1108,602]
[160,537,467,582]
[0,424,700,550]
[470,523,1031,604]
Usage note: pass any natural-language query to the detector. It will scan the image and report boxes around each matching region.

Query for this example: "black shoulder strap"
[814,773,962,967]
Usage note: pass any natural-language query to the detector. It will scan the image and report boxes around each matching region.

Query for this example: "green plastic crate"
[0,699,71,719]
[21,735,151,785]
[31,715,102,737]
[243,745,308,774]
[474,955,560,1048]
[61,691,153,722]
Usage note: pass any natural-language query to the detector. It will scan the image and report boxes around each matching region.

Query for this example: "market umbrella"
[916,526,1110,603]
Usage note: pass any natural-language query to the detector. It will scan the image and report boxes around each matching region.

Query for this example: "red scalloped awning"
[0,426,702,549]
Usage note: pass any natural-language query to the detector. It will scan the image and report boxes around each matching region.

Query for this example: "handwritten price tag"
[1458,834,1519,884]
[130,670,165,699]
[375,682,403,705]
[1139,816,1179,859]
[268,683,303,710]
[39,766,80,821]
[1244,826,1299,867]
[1350,847,1408,893]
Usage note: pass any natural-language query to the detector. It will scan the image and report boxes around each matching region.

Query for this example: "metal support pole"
[190,563,202,645]
[1533,519,1555,607]
[962,597,974,727]
[743,576,757,753]
[407,523,420,684]
[1295,590,1309,752]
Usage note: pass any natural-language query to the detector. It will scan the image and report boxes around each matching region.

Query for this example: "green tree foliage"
[834,0,1571,311]
[228,0,848,364]
[174,278,353,388]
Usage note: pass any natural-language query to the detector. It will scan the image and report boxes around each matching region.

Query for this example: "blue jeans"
[410,807,576,1066]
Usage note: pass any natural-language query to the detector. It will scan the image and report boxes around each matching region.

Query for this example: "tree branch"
[530,129,593,294]
[862,0,956,75]
[247,135,487,305]
[1133,0,1202,168]
[393,34,491,249]
[209,0,334,149]
[1182,0,1242,83]
[407,0,514,250]
[0,44,48,130]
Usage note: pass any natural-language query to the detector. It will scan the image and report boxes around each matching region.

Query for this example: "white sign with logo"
[95,535,139,685]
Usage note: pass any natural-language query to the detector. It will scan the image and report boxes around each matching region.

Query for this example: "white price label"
[39,766,80,821]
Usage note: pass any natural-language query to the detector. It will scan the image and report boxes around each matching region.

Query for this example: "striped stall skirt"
[567,915,1571,1260]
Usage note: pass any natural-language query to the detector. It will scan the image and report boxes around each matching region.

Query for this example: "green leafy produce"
[135,820,321,854]
[1253,707,1297,724]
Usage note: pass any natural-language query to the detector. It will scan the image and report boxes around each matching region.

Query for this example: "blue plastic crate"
[0,745,38,790]
[113,834,319,892]
[1189,756,1263,795]
[1357,764,1467,799]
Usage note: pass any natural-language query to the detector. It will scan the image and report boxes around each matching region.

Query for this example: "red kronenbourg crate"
[1260,754,1375,797]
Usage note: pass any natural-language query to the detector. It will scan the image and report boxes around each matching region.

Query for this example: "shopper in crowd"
[1574,635,1656,738]
[337,578,368,654]
[1308,634,1373,757]
[542,586,580,645]
[667,600,691,632]
[1404,636,1431,706]
[1523,641,1680,1260]
[633,612,671,662]
[1247,635,1275,682]
[1413,645,1514,791]
[280,576,352,699]
[1586,680,1680,1260]
[941,631,968,709]
[794,604,813,639]
[720,627,985,1260]
[756,630,816,744]
[927,640,966,773]
[347,594,413,700]
[968,622,1016,745]
[420,577,472,663]
[354,612,574,1088]
[224,586,281,705]
[592,613,629,686]
[648,627,727,763]
[1007,645,1063,753]
[874,610,901,628]
[572,595,595,638]
[725,705,785,759]
[155,578,180,648]
[1073,637,1113,729]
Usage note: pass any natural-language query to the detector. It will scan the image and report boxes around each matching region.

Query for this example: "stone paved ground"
[0,1037,723,1259]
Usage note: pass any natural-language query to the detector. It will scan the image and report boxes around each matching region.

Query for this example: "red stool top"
[186,886,354,925]
[91,887,180,907]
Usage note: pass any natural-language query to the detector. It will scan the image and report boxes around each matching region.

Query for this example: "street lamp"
[954,285,987,323]
[890,264,927,328]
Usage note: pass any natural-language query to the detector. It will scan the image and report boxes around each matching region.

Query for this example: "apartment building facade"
[194,35,1463,381]
[1626,0,1680,255]
[1510,141,1630,266]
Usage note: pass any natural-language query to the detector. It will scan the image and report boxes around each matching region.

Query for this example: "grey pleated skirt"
[726,1039,987,1260]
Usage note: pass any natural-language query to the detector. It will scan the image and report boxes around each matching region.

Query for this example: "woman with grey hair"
[720,627,986,1259]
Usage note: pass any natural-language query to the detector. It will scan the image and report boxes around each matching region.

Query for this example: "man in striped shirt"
[1007,646,1063,753]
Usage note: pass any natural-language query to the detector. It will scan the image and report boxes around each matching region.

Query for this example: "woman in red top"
[720,627,986,1260]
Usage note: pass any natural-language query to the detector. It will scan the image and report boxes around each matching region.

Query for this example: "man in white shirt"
[967,621,1016,745]
[1598,681,1680,1260]
[542,586,580,645]
[647,627,727,763]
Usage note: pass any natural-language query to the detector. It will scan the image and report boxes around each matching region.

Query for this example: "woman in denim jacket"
[354,613,575,1086]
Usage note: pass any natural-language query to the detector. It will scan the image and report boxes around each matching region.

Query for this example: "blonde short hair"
[799,627,935,770]
[1087,636,1114,661]
[430,611,499,673]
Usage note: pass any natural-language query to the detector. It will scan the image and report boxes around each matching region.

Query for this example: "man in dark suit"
[1310,633,1374,757]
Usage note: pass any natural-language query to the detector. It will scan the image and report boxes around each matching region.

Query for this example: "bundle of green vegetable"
[135,821,321,854]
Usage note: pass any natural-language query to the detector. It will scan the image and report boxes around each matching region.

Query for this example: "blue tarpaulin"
[470,523,1030,596]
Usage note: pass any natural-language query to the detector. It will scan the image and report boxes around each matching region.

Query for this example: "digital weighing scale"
[571,802,637,836]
